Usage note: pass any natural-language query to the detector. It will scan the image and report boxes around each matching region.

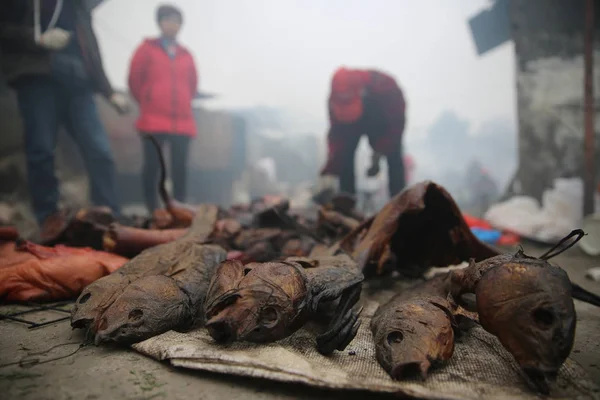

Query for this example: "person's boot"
[38,208,76,245]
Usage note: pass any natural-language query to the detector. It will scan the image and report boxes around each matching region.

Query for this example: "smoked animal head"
[204,260,246,311]
[251,197,290,228]
[211,219,242,244]
[240,242,278,264]
[71,273,129,329]
[475,260,575,394]
[349,181,497,278]
[205,261,307,344]
[232,228,281,250]
[371,296,455,381]
[281,237,316,258]
[93,275,188,345]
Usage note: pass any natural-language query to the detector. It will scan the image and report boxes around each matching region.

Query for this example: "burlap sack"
[133,295,599,400]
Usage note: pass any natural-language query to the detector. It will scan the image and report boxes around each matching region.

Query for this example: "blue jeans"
[14,76,120,225]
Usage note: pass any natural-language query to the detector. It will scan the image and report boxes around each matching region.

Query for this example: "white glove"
[37,28,72,51]
[109,93,130,114]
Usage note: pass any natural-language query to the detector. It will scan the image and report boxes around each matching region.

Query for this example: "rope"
[33,0,64,43]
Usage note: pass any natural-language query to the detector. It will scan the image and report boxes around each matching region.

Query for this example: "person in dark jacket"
[0,0,127,232]
[128,4,198,214]
[319,67,407,197]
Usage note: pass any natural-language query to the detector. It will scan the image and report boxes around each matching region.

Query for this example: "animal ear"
[204,260,246,314]
[305,255,364,313]
[429,298,457,326]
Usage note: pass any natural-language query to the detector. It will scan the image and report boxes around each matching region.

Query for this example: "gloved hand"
[109,93,130,114]
[37,28,72,51]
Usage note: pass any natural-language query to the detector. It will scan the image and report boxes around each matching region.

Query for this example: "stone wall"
[509,0,600,201]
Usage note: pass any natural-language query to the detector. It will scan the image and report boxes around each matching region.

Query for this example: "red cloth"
[0,241,128,302]
[497,233,520,246]
[462,214,520,246]
[463,214,492,229]
[322,69,406,176]
[128,38,198,136]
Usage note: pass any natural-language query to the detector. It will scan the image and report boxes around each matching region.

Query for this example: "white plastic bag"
[485,178,584,242]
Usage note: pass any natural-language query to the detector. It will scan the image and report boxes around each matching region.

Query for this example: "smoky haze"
[93,0,517,198]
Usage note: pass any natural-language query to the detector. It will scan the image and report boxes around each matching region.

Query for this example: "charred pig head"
[204,255,363,354]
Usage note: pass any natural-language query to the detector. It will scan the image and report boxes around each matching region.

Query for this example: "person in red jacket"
[128,4,198,213]
[320,67,407,198]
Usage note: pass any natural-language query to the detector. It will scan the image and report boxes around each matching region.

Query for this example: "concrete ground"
[1,242,599,400]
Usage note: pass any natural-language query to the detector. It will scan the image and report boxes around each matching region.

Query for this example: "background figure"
[319,67,407,197]
[465,159,500,216]
[128,4,198,214]
[0,0,127,232]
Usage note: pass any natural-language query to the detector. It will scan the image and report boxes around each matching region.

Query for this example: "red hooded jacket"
[322,69,406,175]
[128,38,198,137]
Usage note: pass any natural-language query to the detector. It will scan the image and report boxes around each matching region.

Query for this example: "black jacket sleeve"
[75,1,114,99]
[0,0,44,52]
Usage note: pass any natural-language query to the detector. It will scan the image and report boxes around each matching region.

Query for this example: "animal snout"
[391,361,428,381]
[206,319,235,343]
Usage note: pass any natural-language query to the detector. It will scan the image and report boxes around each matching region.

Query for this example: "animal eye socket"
[532,308,554,327]
[387,331,404,345]
[259,307,278,328]
[129,309,144,321]
[79,293,91,304]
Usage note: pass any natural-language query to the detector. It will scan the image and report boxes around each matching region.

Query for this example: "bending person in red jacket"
[320,67,407,197]
[128,4,198,213]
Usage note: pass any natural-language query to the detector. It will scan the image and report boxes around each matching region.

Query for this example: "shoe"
[39,208,75,244]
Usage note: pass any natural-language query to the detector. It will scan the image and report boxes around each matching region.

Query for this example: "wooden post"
[583,0,596,216]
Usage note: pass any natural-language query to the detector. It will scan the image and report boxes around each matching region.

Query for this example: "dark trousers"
[141,133,191,213]
[338,141,406,198]
[386,143,406,197]
[14,76,120,225]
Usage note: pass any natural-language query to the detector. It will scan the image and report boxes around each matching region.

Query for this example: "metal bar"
[0,302,73,329]
[28,316,71,330]
[0,313,71,328]
[22,300,72,308]
[584,0,596,216]
[23,301,72,308]
[29,304,73,314]
[1,305,71,318]
[0,315,36,324]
